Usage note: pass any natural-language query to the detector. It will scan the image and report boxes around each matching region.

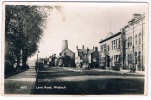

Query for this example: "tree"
[5,5,61,73]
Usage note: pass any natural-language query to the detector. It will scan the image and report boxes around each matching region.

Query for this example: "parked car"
[35,62,44,72]
[112,63,121,71]
[38,62,44,70]
[82,63,90,70]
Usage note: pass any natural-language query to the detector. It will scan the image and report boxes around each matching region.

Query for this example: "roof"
[88,50,94,54]
[58,55,71,59]
[99,32,121,44]
[78,49,87,55]
[77,49,94,56]
[124,13,145,28]
[60,48,75,54]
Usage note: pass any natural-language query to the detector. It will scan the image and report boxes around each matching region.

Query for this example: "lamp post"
[37,50,39,64]
[36,50,39,72]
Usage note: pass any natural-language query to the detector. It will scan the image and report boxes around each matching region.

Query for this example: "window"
[104,44,106,52]
[128,36,132,47]
[101,45,103,52]
[138,51,141,64]
[127,54,129,63]
[129,54,132,64]
[127,37,129,47]
[118,38,121,48]
[108,45,110,51]
[130,37,132,47]
[116,39,117,49]
[139,33,141,45]
[114,40,115,50]
[135,52,137,64]
[135,35,137,46]
[80,56,82,60]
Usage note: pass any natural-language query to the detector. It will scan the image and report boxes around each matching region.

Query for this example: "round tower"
[62,40,68,50]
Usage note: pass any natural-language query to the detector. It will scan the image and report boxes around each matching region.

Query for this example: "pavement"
[63,67,145,76]
[94,69,145,76]
[4,66,37,95]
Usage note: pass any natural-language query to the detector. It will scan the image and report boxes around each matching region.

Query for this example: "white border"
[0,0,151,99]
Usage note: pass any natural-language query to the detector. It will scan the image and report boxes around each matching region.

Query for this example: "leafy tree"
[5,5,61,73]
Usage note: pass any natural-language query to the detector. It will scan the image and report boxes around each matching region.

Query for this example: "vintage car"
[82,62,90,70]
[35,62,44,72]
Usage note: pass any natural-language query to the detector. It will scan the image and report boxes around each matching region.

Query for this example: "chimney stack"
[133,13,141,19]
[76,45,78,50]
[87,48,89,53]
[82,45,84,49]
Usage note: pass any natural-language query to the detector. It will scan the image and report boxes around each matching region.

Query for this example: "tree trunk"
[16,53,20,72]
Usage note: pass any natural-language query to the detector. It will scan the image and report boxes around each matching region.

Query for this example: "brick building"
[76,45,99,68]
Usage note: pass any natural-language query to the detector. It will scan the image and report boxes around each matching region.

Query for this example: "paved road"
[32,66,144,95]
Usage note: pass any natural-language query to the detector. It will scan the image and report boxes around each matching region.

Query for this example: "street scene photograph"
[3,2,148,95]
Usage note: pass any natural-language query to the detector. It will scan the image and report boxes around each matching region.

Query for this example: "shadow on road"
[32,67,144,95]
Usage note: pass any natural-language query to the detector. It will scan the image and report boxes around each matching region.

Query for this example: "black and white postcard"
[1,1,148,95]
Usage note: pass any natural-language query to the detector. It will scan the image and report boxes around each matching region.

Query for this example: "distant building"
[58,40,75,67]
[48,54,57,66]
[76,45,99,68]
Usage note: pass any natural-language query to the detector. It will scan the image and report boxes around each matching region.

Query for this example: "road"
[32,66,144,95]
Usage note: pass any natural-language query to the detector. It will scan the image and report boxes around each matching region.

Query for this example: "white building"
[124,14,145,71]
[99,13,146,71]
[99,32,121,69]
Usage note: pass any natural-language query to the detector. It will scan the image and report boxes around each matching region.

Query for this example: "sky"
[28,2,148,61]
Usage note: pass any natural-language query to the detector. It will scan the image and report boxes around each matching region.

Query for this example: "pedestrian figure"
[130,64,136,73]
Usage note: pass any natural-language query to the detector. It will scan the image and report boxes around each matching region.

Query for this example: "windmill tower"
[62,40,68,50]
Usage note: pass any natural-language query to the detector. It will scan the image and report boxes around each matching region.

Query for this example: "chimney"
[93,46,94,50]
[95,47,98,51]
[87,48,89,53]
[120,28,125,35]
[82,45,84,49]
[133,13,141,19]
[76,45,78,50]
[62,40,68,50]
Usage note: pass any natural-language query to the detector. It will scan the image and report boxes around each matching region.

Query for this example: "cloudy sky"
[29,2,148,61]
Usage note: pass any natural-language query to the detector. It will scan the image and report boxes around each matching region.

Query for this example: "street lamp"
[37,50,40,64]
